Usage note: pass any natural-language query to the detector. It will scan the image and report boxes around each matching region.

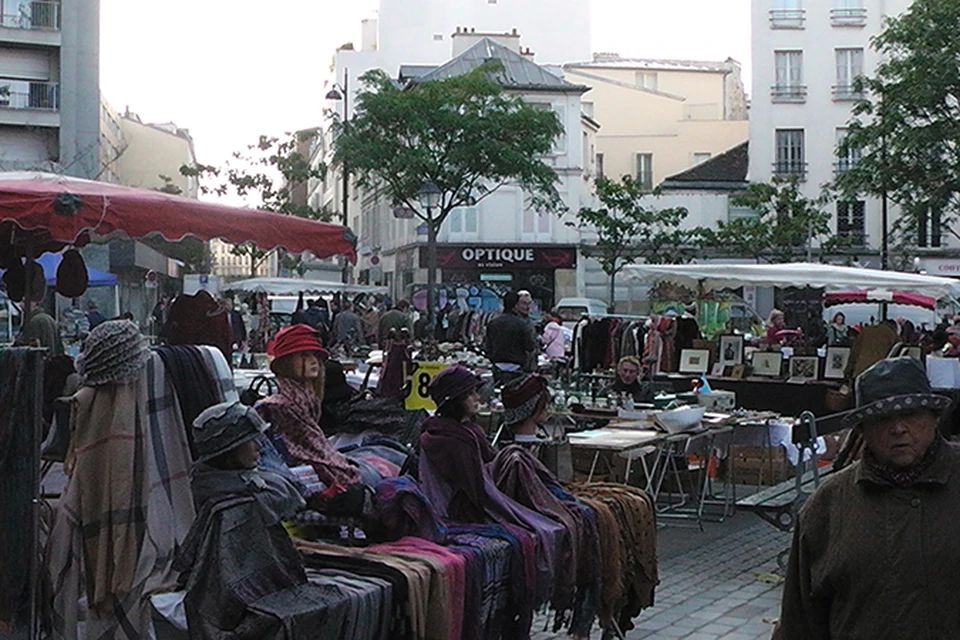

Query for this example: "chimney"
[451,26,522,56]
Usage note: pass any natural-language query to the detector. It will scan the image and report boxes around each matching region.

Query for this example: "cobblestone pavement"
[531,512,792,640]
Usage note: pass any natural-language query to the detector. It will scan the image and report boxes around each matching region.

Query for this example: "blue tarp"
[0,253,117,288]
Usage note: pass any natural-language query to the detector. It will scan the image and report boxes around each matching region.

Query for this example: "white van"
[554,297,609,326]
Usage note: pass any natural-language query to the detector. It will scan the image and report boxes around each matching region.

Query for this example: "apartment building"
[563,54,749,190]
[0,0,100,176]
[750,0,914,260]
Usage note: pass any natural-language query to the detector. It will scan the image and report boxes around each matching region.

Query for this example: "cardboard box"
[728,445,794,486]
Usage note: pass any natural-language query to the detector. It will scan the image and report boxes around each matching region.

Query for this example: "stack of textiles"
[290,464,324,496]
[567,483,658,633]
[296,521,536,640]
[0,348,43,633]
[491,445,602,638]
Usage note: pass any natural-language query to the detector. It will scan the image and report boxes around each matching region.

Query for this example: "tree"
[181,129,327,277]
[570,176,698,308]
[703,177,833,263]
[836,0,960,258]
[332,65,564,326]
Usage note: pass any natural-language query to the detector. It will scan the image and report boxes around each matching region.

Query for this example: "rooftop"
[660,141,749,192]
[412,38,588,93]
[566,53,741,74]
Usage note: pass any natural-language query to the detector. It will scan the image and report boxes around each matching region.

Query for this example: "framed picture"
[719,335,745,367]
[789,356,820,381]
[730,363,749,379]
[824,347,851,379]
[711,363,725,376]
[679,349,710,374]
[752,351,783,377]
[903,346,922,361]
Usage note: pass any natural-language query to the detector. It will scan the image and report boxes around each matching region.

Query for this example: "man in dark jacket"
[484,291,537,384]
[775,357,960,640]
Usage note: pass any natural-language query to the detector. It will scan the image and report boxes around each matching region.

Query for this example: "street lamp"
[418,181,442,332]
[326,69,350,284]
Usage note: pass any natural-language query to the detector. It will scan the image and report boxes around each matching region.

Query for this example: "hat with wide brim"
[428,364,484,408]
[501,374,549,426]
[842,357,951,428]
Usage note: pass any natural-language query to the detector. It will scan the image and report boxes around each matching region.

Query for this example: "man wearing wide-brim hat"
[776,357,960,639]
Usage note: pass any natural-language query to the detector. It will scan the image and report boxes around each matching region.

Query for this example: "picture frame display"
[752,351,783,377]
[824,347,851,379]
[679,349,711,374]
[789,356,820,381]
[719,334,745,367]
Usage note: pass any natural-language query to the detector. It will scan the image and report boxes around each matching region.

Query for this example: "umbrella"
[823,290,937,310]
[0,172,357,261]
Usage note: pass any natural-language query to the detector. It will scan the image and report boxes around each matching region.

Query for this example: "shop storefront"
[415,244,578,314]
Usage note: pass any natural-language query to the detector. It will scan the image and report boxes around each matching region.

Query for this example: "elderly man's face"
[516,295,532,316]
[618,361,640,385]
[861,409,938,469]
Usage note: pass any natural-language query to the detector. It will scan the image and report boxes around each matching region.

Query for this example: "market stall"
[223,277,387,296]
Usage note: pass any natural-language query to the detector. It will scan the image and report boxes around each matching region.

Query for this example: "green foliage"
[570,176,697,306]
[181,130,327,276]
[704,177,833,263]
[835,0,960,250]
[332,64,565,228]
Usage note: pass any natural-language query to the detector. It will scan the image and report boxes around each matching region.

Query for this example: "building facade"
[749,0,916,260]
[0,0,100,177]
[347,35,592,314]
[563,55,749,189]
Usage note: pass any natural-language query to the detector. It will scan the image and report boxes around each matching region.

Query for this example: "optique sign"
[420,245,577,270]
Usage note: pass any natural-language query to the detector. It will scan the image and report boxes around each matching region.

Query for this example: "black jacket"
[484,312,536,370]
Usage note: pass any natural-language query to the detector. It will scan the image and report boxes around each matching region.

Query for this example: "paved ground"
[532,510,791,640]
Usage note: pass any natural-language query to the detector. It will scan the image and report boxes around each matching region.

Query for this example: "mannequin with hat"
[500,374,552,443]
[255,324,363,488]
[776,357,960,640]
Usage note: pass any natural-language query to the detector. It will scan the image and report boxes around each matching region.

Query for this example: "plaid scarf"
[862,434,943,487]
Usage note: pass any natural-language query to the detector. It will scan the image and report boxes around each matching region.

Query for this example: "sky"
[100,0,750,170]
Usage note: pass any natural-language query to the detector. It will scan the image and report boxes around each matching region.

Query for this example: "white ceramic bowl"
[653,405,707,434]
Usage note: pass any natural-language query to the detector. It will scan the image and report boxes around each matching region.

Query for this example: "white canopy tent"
[224,277,388,296]
[622,263,960,300]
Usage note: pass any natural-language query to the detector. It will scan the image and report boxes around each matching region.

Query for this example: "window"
[834,48,864,100]
[836,200,865,245]
[447,206,478,240]
[522,207,552,240]
[831,0,866,26]
[773,51,805,102]
[530,102,565,154]
[692,152,712,166]
[596,153,604,178]
[635,72,658,91]
[835,128,861,173]
[771,0,804,28]
[636,153,653,190]
[433,34,443,41]
[774,129,805,177]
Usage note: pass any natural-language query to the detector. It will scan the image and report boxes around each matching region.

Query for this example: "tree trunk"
[608,270,616,314]
[427,218,438,334]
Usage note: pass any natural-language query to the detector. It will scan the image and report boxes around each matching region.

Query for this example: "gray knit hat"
[76,320,150,386]
[192,401,268,463]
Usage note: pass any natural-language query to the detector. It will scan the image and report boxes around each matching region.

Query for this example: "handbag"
[240,375,279,407]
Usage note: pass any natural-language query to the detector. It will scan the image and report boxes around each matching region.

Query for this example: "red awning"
[823,290,936,310]
[0,172,356,261]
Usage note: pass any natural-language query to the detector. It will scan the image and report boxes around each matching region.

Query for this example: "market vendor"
[775,357,960,639]
[607,356,655,403]
[764,308,786,345]
[255,324,364,488]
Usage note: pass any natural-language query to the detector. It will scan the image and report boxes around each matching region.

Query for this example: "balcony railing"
[832,84,863,101]
[831,7,867,27]
[770,9,805,28]
[0,1,60,30]
[773,160,807,179]
[771,84,807,103]
[833,158,860,175]
[0,80,60,111]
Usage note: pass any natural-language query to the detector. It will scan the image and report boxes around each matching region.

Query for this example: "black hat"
[842,357,951,428]
[193,401,267,463]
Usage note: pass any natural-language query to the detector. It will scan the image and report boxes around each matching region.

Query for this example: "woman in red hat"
[256,324,362,487]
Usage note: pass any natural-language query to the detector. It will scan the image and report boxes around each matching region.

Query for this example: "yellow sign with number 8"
[404,361,448,410]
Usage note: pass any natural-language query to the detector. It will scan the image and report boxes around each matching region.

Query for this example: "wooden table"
[567,427,664,483]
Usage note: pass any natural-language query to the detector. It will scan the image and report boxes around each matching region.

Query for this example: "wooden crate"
[728,445,794,486]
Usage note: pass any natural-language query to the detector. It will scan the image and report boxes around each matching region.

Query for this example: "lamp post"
[326,68,350,284]
[418,181,442,332]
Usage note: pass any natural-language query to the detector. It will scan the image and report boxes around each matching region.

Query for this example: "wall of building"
[749,0,916,251]
[564,62,749,187]
[59,0,100,178]
[115,114,198,196]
